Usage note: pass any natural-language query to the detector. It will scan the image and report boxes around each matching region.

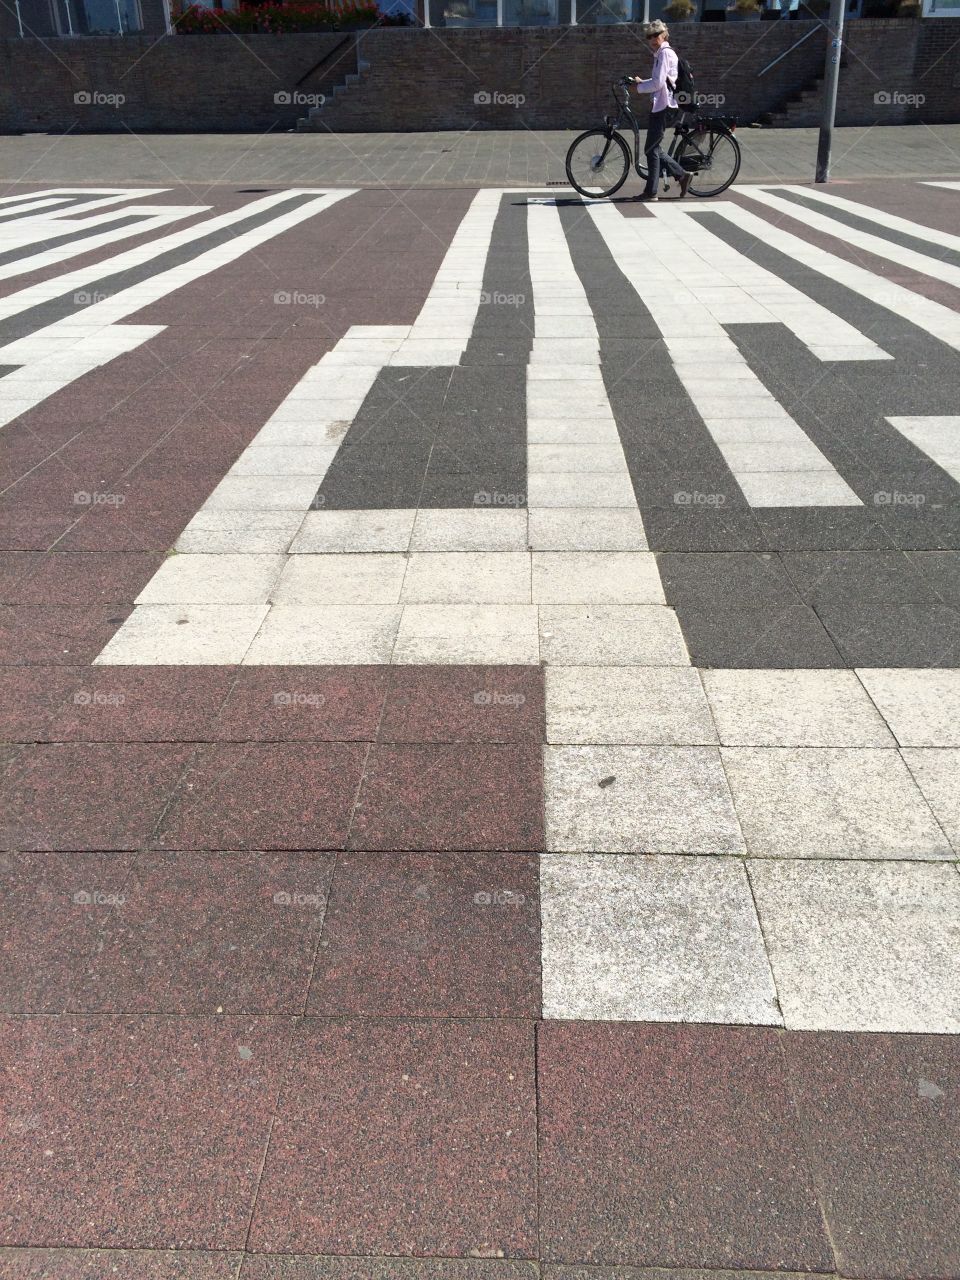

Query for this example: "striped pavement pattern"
[0,181,958,1275]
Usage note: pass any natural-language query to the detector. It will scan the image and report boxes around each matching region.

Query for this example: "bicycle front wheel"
[565,129,631,199]
[675,127,741,198]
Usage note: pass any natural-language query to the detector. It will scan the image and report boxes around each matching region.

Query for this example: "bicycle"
[565,77,742,200]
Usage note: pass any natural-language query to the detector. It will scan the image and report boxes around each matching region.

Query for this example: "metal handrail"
[757,25,819,77]
[295,34,354,87]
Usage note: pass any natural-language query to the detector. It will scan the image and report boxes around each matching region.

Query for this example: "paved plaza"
[1,142,960,1277]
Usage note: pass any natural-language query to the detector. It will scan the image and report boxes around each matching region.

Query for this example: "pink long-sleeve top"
[634,43,679,113]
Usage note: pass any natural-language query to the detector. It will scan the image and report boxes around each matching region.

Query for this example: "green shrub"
[174,0,388,33]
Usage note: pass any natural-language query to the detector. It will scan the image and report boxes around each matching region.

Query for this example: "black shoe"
[677,174,691,198]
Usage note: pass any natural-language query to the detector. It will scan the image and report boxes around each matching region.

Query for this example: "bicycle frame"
[602,82,646,176]
[601,80,737,181]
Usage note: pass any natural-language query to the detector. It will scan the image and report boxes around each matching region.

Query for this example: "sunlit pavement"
[1,158,959,1276]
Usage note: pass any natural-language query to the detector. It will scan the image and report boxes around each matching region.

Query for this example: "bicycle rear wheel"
[675,127,741,198]
[565,129,631,199]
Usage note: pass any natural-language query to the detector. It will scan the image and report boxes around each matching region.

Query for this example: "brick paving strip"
[0,178,958,1277]
[2,125,960,188]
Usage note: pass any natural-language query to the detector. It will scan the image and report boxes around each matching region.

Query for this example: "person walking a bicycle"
[628,20,690,201]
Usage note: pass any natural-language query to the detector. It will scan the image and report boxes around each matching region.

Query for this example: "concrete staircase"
[297,49,370,130]
[758,60,848,128]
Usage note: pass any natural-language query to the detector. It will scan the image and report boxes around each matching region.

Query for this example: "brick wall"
[0,31,355,132]
[1,20,957,134]
[321,21,831,129]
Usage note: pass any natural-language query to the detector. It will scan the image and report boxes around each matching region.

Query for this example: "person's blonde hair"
[642,18,669,37]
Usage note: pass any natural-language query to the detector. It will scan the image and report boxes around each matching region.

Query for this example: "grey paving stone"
[544,746,745,854]
[5,126,958,188]
[703,669,895,747]
[749,858,960,1032]
[540,853,781,1025]
[672,604,846,670]
[722,747,952,859]
[546,667,716,746]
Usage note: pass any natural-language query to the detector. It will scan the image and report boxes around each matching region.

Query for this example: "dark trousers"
[643,108,686,196]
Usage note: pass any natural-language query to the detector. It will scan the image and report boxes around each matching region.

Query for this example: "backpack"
[669,55,697,111]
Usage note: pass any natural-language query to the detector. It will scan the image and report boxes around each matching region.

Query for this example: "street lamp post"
[815,0,845,182]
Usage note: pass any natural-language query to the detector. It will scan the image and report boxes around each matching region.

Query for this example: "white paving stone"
[410,509,527,552]
[527,509,648,552]
[735,471,862,507]
[135,553,285,605]
[94,604,268,665]
[202,475,324,511]
[539,605,689,666]
[527,418,622,446]
[856,668,960,747]
[541,853,781,1025]
[400,552,530,603]
[900,749,960,851]
[528,472,637,508]
[532,552,665,604]
[719,442,838,473]
[272,554,407,605]
[703,669,895,747]
[393,603,539,665]
[704,418,822,446]
[546,666,716,745]
[243,604,402,664]
[527,444,626,474]
[228,445,339,477]
[749,859,960,1033]
[175,510,305,554]
[722,747,952,859]
[545,745,745,853]
[289,509,415,553]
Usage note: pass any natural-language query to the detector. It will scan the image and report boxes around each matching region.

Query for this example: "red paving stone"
[0,552,163,605]
[0,666,85,740]
[378,667,545,744]
[538,1021,833,1272]
[308,852,540,1018]
[785,1031,960,1280]
[43,665,236,742]
[69,850,335,1015]
[156,742,368,851]
[0,1015,291,1250]
[0,605,132,665]
[349,745,544,851]
[0,1249,242,1279]
[1,742,194,851]
[213,666,389,742]
[249,1017,538,1257]
[0,851,135,1013]
[240,1263,538,1280]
